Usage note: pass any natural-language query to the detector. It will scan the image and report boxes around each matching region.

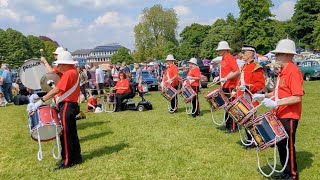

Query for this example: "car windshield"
[142,71,155,78]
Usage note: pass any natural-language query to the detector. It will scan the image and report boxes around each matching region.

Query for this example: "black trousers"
[58,102,82,166]
[80,85,87,100]
[115,93,130,111]
[170,85,179,111]
[277,118,299,179]
[191,86,200,117]
[222,88,237,131]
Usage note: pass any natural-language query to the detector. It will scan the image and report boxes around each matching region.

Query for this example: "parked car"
[179,59,211,81]
[131,71,159,91]
[299,60,320,81]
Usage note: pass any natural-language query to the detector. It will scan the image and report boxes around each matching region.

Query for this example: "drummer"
[214,41,240,132]
[186,58,201,118]
[235,45,265,149]
[162,54,179,113]
[32,51,82,170]
[253,39,303,180]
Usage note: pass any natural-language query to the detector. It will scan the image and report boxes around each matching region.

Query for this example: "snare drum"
[245,111,287,151]
[19,58,47,90]
[226,96,255,125]
[162,86,177,101]
[204,88,229,111]
[29,105,62,142]
[179,86,196,103]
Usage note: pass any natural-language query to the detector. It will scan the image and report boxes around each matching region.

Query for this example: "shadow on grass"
[82,142,129,162]
[258,150,314,177]
[80,131,114,143]
[77,121,110,130]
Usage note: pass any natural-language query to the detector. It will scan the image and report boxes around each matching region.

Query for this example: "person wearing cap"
[185,58,201,117]
[253,39,303,180]
[235,45,265,149]
[162,54,179,112]
[32,51,82,170]
[215,41,240,132]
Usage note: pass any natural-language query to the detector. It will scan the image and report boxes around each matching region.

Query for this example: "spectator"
[120,62,130,74]
[134,63,143,86]
[0,92,8,107]
[1,64,13,102]
[77,66,88,102]
[86,94,101,112]
[113,72,131,112]
[112,62,121,85]
[95,65,105,97]
[0,63,3,92]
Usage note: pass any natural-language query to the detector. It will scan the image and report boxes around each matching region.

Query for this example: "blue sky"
[0,0,297,51]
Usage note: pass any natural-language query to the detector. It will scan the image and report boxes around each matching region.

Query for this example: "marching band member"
[253,39,303,180]
[186,58,201,118]
[40,46,65,75]
[214,41,240,132]
[236,45,265,149]
[163,54,179,112]
[32,51,82,170]
[113,72,131,112]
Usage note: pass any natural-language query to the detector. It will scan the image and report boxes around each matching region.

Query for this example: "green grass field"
[0,81,319,179]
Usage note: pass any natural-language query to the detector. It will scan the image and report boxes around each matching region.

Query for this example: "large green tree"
[238,0,276,54]
[111,47,134,64]
[26,35,45,58]
[290,0,320,49]
[177,23,210,60]
[42,40,57,65]
[200,16,239,59]
[312,14,320,49]
[134,4,178,61]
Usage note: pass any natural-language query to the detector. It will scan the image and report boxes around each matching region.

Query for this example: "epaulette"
[252,62,262,72]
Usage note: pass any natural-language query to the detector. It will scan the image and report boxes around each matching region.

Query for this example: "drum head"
[40,72,60,92]
[31,125,62,142]
[19,59,47,90]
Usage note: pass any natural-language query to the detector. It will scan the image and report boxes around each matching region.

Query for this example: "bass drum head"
[19,59,47,90]
[40,72,60,92]
[31,125,62,142]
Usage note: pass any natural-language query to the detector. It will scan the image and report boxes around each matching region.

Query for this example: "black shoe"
[53,164,71,171]
[272,172,288,179]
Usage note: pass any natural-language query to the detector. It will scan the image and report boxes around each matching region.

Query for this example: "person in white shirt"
[95,65,105,96]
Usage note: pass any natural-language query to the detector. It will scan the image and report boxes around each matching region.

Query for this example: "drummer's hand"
[239,85,246,92]
[32,99,43,112]
[40,57,48,64]
[186,76,192,80]
[213,77,219,83]
[166,79,172,84]
[252,93,265,101]
[220,78,227,84]
[261,98,278,108]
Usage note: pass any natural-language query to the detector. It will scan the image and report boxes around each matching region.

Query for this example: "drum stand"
[183,97,197,115]
[167,95,178,113]
[102,100,116,113]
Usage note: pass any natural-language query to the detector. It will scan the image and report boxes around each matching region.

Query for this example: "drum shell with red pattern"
[226,96,255,125]
[161,85,178,101]
[204,88,229,111]
[29,105,62,142]
[179,86,196,103]
[244,111,287,151]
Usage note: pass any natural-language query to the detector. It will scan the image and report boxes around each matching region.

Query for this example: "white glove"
[213,77,219,83]
[239,85,246,92]
[261,98,278,108]
[166,79,172,84]
[47,80,55,88]
[32,99,43,112]
[252,93,265,101]
[186,76,192,80]
[220,78,227,84]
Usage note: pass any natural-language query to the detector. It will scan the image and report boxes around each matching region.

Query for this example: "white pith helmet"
[53,51,78,65]
[165,54,175,61]
[271,39,297,55]
[53,47,65,55]
[216,41,231,51]
[188,58,197,65]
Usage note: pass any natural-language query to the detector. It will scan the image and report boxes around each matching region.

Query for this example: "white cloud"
[174,5,191,17]
[0,0,8,8]
[67,0,133,8]
[272,0,295,21]
[30,0,63,13]
[0,9,19,21]
[23,15,36,23]
[91,11,136,28]
[51,14,81,29]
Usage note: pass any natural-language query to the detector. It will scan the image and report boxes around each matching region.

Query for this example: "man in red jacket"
[214,41,240,132]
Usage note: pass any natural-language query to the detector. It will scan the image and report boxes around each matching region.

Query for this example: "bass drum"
[19,58,47,90]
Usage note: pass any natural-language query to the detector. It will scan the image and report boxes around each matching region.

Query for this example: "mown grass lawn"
[0,81,319,179]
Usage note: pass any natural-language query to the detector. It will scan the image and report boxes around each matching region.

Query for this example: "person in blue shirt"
[1,64,13,102]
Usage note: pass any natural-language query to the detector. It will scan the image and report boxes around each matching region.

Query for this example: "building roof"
[91,44,126,52]
[72,49,92,55]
